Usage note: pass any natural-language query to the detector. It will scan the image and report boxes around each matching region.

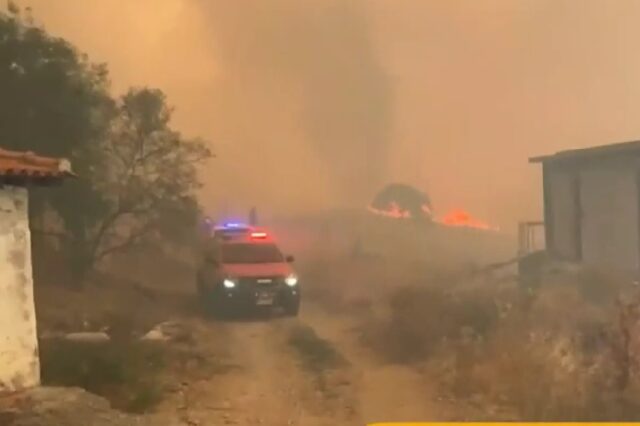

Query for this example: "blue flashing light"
[223,222,246,229]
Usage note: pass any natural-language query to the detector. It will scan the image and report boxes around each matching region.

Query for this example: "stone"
[64,332,111,343]
[140,321,192,343]
[141,329,169,342]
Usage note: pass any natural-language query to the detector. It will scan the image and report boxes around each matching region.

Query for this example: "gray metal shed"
[531,140,640,272]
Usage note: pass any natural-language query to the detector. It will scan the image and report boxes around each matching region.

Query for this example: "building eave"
[0,148,76,185]
[530,139,640,165]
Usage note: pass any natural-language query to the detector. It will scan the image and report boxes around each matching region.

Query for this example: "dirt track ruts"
[153,299,453,426]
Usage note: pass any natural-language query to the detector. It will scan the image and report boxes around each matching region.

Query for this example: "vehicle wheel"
[196,282,209,309]
[198,297,214,318]
[283,300,300,317]
[211,300,234,320]
[197,286,218,318]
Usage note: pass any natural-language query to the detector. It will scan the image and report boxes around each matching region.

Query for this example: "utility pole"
[249,207,258,226]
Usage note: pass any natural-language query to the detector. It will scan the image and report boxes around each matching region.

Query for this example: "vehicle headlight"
[285,274,298,287]
[223,279,236,289]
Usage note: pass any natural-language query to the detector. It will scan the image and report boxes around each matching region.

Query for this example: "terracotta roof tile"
[0,148,75,182]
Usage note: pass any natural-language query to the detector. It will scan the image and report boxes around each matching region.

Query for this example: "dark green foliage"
[0,9,112,157]
[0,6,211,285]
[40,339,166,413]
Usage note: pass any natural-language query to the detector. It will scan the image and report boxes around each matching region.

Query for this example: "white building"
[0,148,72,393]
[531,140,640,273]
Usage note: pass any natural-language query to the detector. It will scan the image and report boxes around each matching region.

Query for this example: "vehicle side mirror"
[286,255,295,263]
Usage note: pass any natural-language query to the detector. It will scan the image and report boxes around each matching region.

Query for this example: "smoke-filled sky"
[21,0,640,230]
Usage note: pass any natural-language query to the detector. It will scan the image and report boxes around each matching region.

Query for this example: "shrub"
[40,339,166,413]
[361,265,640,420]
[364,282,499,363]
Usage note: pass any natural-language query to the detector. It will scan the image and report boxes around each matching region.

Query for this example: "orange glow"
[438,209,497,231]
[367,203,497,231]
[368,202,411,219]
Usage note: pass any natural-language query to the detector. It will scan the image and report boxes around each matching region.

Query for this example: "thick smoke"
[199,0,392,212]
[21,0,640,230]
[23,0,393,215]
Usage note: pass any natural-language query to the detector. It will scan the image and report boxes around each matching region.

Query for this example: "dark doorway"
[572,173,583,261]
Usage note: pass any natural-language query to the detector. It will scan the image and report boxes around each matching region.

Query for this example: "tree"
[0,7,212,286]
[0,5,114,239]
[0,6,113,156]
[70,88,211,279]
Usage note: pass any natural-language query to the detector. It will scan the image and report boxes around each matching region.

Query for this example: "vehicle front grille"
[238,276,283,290]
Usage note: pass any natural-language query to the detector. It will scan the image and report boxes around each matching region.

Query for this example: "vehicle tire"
[196,272,208,298]
[195,283,204,308]
[283,300,300,317]
[211,299,234,320]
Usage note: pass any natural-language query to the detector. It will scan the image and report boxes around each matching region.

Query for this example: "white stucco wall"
[580,165,639,271]
[0,185,40,392]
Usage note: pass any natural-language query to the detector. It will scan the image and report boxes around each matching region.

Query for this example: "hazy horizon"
[19,0,640,231]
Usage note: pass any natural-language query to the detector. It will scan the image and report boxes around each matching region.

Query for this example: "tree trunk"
[66,238,94,290]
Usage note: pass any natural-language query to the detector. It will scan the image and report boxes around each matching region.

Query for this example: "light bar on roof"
[251,232,267,239]
[223,222,246,228]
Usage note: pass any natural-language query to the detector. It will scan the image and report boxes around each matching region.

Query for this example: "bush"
[40,339,166,413]
[364,283,499,363]
[361,266,640,420]
[444,314,640,421]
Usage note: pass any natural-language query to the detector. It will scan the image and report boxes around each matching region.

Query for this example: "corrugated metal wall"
[546,158,640,271]
[580,165,639,270]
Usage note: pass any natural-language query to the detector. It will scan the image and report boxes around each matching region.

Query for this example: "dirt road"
[155,302,452,426]
[302,305,451,424]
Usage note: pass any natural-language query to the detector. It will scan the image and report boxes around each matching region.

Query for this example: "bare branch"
[94,220,155,261]
[30,228,70,240]
[80,87,213,271]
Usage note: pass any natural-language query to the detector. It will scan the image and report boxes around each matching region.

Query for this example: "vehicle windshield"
[215,228,249,237]
[221,243,284,264]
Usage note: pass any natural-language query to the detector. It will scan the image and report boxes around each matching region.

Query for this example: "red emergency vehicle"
[197,223,300,316]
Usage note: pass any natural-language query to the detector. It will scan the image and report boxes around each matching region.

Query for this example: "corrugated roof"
[530,140,640,164]
[0,148,75,183]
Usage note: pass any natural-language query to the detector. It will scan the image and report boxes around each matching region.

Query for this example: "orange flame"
[438,209,497,231]
[367,202,412,219]
[367,203,497,231]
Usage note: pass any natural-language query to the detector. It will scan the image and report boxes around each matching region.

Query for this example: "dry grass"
[288,323,347,374]
[280,219,640,420]
[287,323,349,398]
[362,283,499,363]
[39,333,228,414]
[357,262,640,421]
[33,239,209,414]
[40,339,167,413]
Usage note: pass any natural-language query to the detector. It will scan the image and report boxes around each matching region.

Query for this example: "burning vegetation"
[369,183,433,220]
[368,183,496,231]
[438,209,497,231]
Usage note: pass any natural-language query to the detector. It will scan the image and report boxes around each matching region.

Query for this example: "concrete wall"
[580,165,639,271]
[0,185,40,392]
